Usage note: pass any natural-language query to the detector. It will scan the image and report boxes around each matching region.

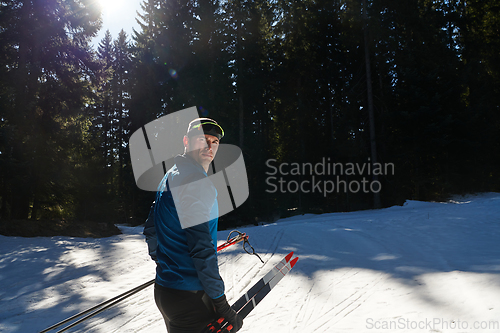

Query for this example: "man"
[146,118,243,333]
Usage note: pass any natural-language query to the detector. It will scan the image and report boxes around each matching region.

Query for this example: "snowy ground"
[1,193,500,333]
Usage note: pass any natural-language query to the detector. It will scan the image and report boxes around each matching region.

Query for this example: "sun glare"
[99,0,123,14]
[94,0,139,44]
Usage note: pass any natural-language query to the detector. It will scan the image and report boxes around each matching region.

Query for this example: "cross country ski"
[202,252,299,333]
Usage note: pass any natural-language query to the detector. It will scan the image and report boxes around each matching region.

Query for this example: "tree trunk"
[237,5,244,149]
[362,0,381,209]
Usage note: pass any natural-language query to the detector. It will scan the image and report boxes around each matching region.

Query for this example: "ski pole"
[38,279,154,333]
[217,230,248,252]
[222,230,264,263]
[57,279,155,333]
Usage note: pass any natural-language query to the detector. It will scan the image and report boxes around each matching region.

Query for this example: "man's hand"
[212,295,244,332]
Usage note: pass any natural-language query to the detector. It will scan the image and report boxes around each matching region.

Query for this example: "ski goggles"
[187,120,224,140]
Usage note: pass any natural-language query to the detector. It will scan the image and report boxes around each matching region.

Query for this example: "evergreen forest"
[1,0,499,232]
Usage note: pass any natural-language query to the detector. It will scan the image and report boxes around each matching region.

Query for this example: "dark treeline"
[1,0,499,229]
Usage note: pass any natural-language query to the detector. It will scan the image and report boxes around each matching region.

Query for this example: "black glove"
[212,295,244,332]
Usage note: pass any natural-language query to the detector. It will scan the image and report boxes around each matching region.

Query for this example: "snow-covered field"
[1,193,500,333]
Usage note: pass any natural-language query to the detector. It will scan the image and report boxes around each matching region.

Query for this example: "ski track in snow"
[1,193,500,333]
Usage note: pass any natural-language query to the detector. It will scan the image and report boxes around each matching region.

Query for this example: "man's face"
[184,134,220,168]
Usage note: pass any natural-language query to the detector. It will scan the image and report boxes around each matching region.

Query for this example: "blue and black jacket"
[144,154,224,300]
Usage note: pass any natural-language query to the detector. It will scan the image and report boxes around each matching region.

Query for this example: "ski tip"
[285,251,294,262]
[290,257,299,268]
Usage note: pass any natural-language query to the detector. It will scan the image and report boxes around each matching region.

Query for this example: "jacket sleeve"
[143,201,158,263]
[185,222,225,299]
[176,174,225,299]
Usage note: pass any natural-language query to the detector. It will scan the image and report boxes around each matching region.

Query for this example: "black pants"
[154,283,216,333]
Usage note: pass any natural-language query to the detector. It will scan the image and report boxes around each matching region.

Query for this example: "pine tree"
[113,30,132,220]
[0,0,101,220]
